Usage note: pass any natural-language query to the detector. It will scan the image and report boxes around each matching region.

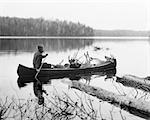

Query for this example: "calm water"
[0,38,150,120]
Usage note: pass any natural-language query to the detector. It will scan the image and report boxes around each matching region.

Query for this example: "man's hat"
[38,45,43,50]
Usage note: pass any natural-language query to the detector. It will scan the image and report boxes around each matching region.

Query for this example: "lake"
[0,37,150,120]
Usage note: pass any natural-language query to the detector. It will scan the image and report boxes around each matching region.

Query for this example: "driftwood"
[71,81,150,119]
[116,75,150,92]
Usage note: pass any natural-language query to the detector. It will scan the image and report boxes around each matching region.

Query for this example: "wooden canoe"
[17,58,116,82]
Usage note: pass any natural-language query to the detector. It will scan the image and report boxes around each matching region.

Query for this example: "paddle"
[35,57,47,82]
[34,57,49,97]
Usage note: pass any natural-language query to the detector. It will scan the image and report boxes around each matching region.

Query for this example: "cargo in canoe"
[17,58,116,82]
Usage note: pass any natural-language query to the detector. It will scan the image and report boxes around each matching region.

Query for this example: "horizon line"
[0,36,149,39]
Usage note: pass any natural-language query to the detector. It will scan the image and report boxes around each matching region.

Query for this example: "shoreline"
[0,36,149,39]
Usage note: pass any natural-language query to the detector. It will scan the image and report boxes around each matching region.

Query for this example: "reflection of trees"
[0,39,93,52]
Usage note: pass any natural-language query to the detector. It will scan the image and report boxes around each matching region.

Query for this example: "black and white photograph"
[0,0,150,119]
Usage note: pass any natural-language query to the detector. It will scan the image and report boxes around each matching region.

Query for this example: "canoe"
[17,68,116,88]
[17,58,116,82]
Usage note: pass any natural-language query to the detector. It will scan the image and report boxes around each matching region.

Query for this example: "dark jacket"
[33,51,46,69]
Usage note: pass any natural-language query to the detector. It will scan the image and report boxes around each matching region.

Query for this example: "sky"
[0,0,150,30]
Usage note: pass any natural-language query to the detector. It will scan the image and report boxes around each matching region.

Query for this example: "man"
[33,45,48,69]
[33,45,48,105]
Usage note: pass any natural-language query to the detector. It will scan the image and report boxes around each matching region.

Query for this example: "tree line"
[0,16,94,36]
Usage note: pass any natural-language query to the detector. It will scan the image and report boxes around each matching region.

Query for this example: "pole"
[35,57,46,82]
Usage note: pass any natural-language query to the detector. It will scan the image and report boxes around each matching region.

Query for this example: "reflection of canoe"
[17,58,116,82]
[17,68,116,88]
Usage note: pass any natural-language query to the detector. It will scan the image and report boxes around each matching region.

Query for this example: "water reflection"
[70,68,116,81]
[17,68,116,105]
[1,38,149,120]
[0,39,93,54]
[17,68,116,88]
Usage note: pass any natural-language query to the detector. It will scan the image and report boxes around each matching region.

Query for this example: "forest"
[0,16,94,36]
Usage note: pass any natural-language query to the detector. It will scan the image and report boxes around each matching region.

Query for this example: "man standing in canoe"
[33,45,48,105]
[33,45,48,69]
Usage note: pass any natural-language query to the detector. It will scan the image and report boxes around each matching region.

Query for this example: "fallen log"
[71,81,150,119]
[116,75,150,92]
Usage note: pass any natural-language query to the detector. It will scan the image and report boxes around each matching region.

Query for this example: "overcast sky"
[0,0,149,30]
